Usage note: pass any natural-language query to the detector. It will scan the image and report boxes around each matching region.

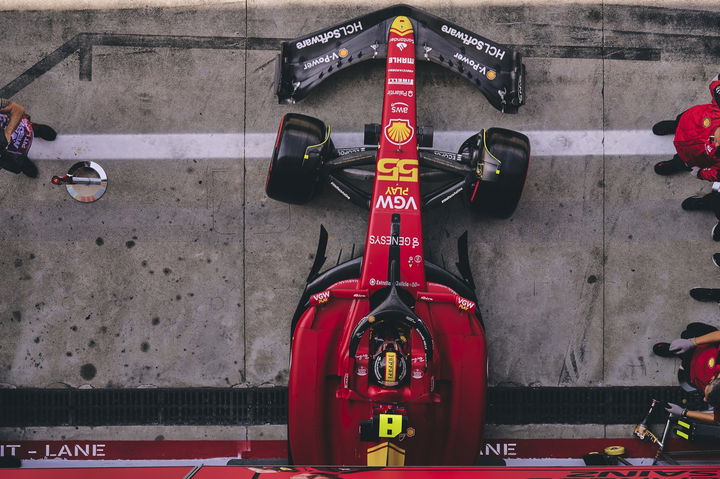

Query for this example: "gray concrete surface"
[1,0,720,441]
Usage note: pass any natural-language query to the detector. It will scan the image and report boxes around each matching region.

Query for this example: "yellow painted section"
[366,441,406,466]
[390,16,413,36]
[378,413,403,438]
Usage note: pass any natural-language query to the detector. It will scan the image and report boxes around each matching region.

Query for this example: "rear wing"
[274,4,525,113]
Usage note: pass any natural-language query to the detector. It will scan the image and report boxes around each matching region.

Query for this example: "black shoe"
[691,287,720,302]
[33,124,57,141]
[655,155,690,175]
[21,159,38,178]
[652,120,678,136]
[653,342,675,357]
[682,194,717,211]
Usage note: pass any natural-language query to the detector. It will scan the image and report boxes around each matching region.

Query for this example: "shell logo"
[384,119,414,145]
[487,70,497,80]
[709,357,716,369]
[339,48,349,58]
[704,117,712,128]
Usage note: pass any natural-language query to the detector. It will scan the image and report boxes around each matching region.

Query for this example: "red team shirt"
[674,80,720,180]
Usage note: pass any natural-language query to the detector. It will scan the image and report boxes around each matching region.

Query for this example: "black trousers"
[0,152,29,174]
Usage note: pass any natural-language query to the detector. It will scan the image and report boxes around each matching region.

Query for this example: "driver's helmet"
[371,338,408,387]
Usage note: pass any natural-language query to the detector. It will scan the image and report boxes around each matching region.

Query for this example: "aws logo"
[384,119,414,145]
[377,157,418,182]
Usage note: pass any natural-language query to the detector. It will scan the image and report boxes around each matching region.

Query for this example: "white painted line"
[28,130,676,160]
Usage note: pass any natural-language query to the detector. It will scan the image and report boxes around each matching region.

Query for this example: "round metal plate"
[66,161,107,203]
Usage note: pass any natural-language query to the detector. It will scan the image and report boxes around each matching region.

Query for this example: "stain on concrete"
[14,258,22,267]
[163,268,172,275]
[95,237,104,246]
[587,275,598,284]
[80,363,96,380]
[11,311,21,322]
[141,342,150,352]
[126,240,136,248]
[151,317,160,325]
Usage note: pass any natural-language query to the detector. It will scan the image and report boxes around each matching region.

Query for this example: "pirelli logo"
[377,158,418,183]
[385,352,397,383]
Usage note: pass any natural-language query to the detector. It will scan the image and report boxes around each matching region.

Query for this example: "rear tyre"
[266,113,331,204]
[462,127,530,219]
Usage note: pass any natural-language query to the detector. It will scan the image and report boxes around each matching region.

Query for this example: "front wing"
[275,4,525,113]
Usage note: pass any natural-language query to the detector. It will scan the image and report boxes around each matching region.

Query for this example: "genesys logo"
[377,157,418,182]
[369,235,419,248]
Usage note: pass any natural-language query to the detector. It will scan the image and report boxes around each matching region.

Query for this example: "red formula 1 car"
[266,5,529,466]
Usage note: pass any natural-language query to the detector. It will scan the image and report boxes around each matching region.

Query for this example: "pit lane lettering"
[375,195,418,210]
[452,52,494,77]
[377,158,418,182]
[389,57,414,64]
[296,21,363,50]
[388,78,414,85]
[369,235,419,248]
[564,471,718,478]
[304,52,339,70]
[478,442,517,457]
[0,443,108,458]
[391,102,409,114]
[441,24,506,60]
[387,89,414,97]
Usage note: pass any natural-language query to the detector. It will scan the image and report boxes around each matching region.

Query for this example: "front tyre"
[462,128,530,219]
[266,113,332,204]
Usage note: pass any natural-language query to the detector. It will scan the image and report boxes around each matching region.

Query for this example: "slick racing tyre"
[462,127,530,219]
[266,113,331,204]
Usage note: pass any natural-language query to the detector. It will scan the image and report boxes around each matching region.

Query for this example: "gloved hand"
[0,134,7,150]
[669,338,696,355]
[691,167,702,178]
[664,402,686,417]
